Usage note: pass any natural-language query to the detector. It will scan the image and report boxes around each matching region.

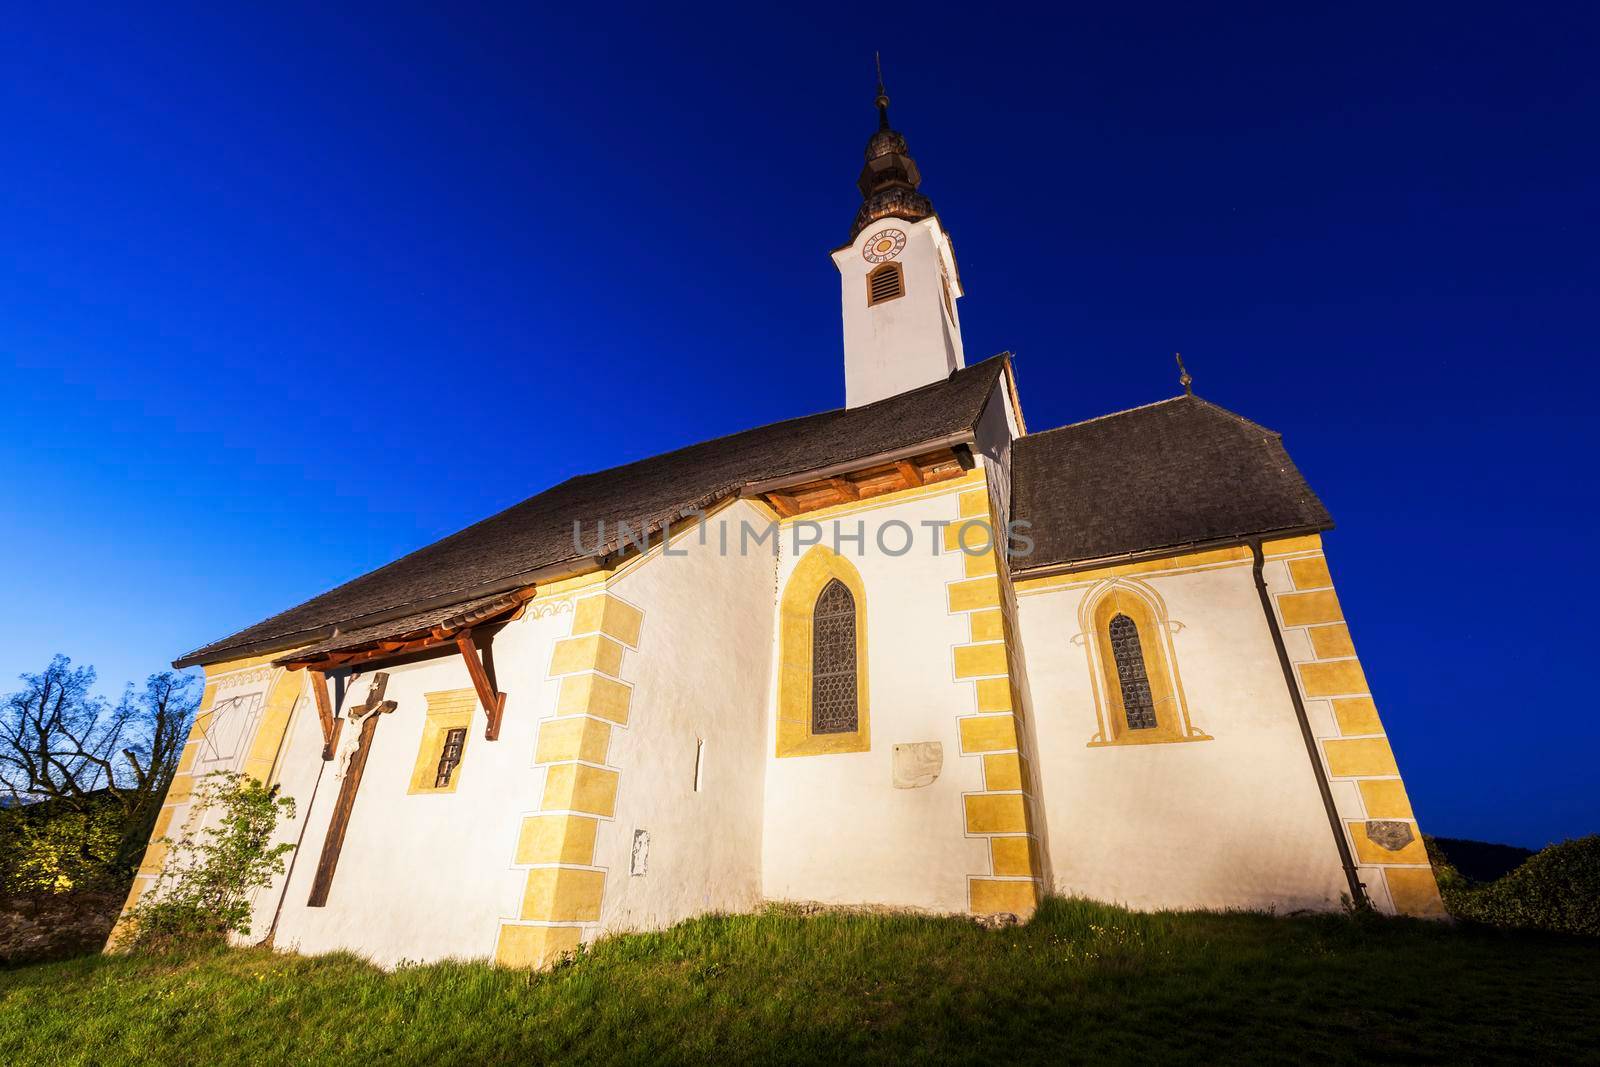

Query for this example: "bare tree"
[0,656,198,882]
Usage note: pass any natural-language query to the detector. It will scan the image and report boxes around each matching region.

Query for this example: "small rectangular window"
[434,727,467,788]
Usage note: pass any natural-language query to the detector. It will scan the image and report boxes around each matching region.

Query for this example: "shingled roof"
[175,355,1009,668]
[1009,394,1332,574]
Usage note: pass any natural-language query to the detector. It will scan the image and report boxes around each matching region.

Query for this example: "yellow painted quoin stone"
[496,589,644,969]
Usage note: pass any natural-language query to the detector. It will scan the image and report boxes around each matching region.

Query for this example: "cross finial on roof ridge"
[1175,352,1194,396]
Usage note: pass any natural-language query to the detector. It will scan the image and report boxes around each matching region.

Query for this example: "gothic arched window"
[1107,613,1158,731]
[1086,583,1210,747]
[811,579,858,734]
[776,546,870,757]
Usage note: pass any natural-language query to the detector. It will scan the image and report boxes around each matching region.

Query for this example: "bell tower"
[833,71,965,408]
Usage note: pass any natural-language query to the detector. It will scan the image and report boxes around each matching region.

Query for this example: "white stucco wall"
[761,480,990,913]
[589,501,774,931]
[1018,561,1351,913]
[240,502,777,964]
[265,609,563,966]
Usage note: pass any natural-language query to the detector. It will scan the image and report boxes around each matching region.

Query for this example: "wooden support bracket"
[456,630,508,741]
[308,670,342,761]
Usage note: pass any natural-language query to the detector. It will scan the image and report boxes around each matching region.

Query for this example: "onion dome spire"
[850,56,935,240]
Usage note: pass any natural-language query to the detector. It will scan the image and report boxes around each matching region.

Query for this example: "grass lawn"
[1,898,1597,1065]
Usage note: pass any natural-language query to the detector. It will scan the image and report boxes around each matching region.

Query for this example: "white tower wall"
[833,215,965,407]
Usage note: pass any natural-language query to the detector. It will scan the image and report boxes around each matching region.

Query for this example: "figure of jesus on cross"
[306,672,396,908]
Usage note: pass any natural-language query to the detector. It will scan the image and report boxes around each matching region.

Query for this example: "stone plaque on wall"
[892,742,943,789]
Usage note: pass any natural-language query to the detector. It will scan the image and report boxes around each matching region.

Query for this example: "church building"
[113,84,1445,966]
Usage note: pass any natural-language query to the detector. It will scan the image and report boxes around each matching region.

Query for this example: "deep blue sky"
[2,4,1595,848]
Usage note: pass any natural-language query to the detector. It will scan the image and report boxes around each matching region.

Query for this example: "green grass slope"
[2,899,1597,1065]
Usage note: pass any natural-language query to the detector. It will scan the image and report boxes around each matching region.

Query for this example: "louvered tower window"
[1108,614,1158,730]
[866,262,905,306]
[811,578,858,733]
[434,727,467,788]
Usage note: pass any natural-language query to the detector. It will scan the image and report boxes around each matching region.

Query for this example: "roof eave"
[1008,522,1335,583]
[740,429,976,497]
[173,555,607,670]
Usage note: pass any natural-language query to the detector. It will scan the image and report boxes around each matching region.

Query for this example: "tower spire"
[875,52,890,130]
[849,55,934,240]
[1175,352,1194,396]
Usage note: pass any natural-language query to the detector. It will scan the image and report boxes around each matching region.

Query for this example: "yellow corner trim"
[1332,696,1383,736]
[515,814,599,866]
[541,763,619,817]
[520,867,605,923]
[1278,590,1343,627]
[948,576,1001,613]
[959,714,1019,754]
[989,836,1038,878]
[964,793,1029,834]
[1383,867,1448,918]
[1298,658,1369,698]
[982,752,1025,791]
[550,633,625,678]
[958,487,991,518]
[1262,533,1324,556]
[535,716,612,766]
[1288,556,1334,591]
[1359,778,1414,820]
[572,594,644,648]
[1308,623,1355,659]
[942,518,995,554]
[495,923,584,969]
[556,672,632,725]
[953,641,1009,680]
[974,677,1015,714]
[968,609,1004,643]
[970,877,1038,917]
[1324,737,1399,777]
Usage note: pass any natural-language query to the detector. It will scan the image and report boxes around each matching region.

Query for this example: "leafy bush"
[127,772,295,949]
[0,800,126,893]
[1436,835,1600,937]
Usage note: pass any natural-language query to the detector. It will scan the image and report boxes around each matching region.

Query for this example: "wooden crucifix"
[306,672,396,908]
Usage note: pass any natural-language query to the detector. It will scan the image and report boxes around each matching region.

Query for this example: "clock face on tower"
[862,228,907,263]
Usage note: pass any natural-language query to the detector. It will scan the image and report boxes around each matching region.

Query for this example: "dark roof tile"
[178,356,1008,666]
[1010,395,1331,573]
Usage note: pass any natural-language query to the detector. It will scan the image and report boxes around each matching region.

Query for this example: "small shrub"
[1444,835,1600,937]
[0,799,126,894]
[127,772,295,949]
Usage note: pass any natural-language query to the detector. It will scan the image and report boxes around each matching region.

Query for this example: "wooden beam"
[456,630,509,741]
[307,670,342,761]
[307,673,395,907]
[826,477,861,501]
[895,459,925,487]
[766,492,800,518]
